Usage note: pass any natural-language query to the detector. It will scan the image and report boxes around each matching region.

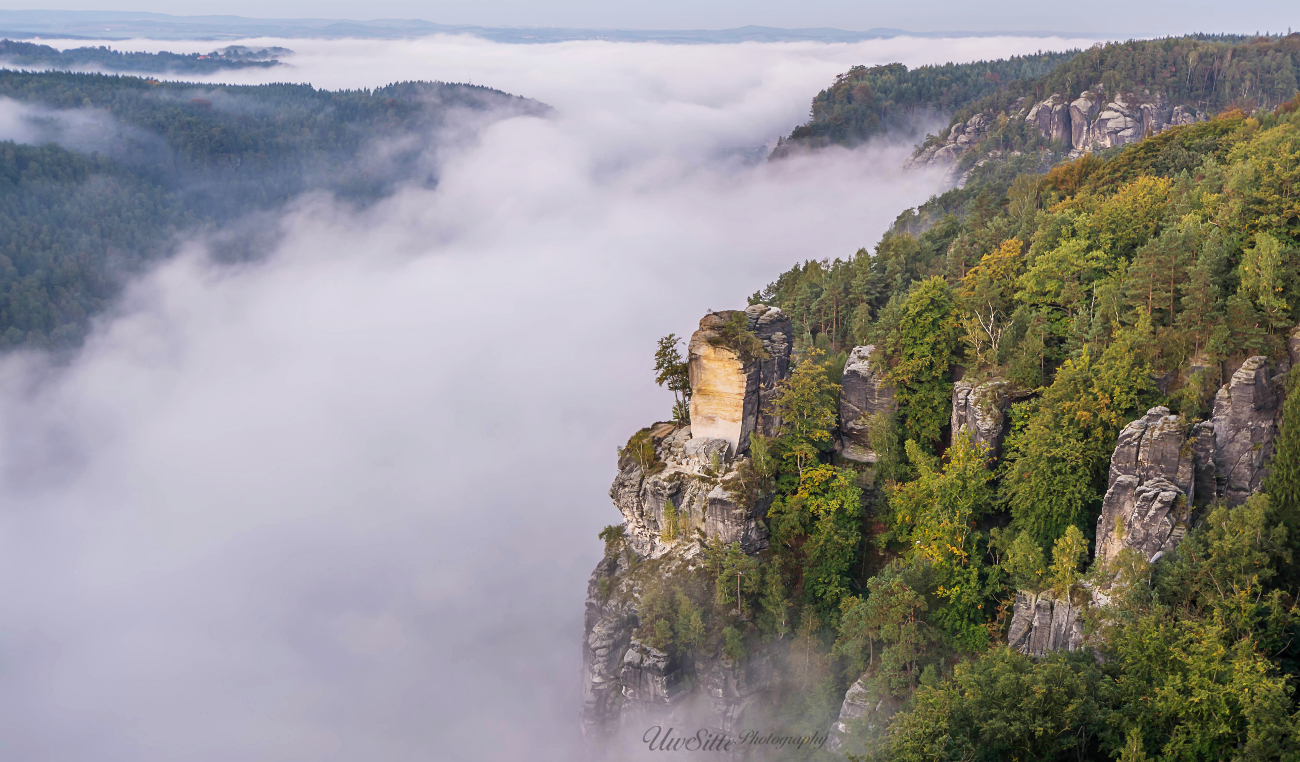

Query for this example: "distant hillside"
[0,70,549,350]
[777,33,1295,164]
[0,39,288,73]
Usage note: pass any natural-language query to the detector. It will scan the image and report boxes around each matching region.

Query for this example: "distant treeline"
[0,70,548,350]
[0,39,288,73]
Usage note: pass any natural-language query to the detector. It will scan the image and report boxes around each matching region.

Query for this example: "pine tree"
[1264,369,1300,568]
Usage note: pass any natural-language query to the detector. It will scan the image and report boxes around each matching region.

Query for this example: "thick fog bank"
[0,36,1091,761]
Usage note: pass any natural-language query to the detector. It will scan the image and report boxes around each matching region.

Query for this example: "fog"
[0,35,1095,761]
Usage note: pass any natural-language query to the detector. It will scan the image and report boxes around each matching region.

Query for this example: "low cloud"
[0,35,1089,761]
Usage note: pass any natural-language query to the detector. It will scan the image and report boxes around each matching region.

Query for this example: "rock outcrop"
[950,379,1019,458]
[839,345,896,463]
[583,306,797,745]
[687,304,792,454]
[1200,356,1281,506]
[1007,590,1083,656]
[903,112,993,180]
[1094,407,1194,565]
[827,673,899,753]
[907,84,1214,181]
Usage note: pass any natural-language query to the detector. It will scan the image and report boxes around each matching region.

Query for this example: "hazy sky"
[0,0,1296,36]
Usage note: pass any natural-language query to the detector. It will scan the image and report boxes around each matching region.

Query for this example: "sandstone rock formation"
[1094,407,1194,565]
[950,379,1019,458]
[1007,590,1083,656]
[687,304,791,454]
[908,86,1213,181]
[583,306,796,743]
[903,112,993,180]
[1201,356,1281,506]
[1010,355,1286,655]
[839,345,896,463]
[827,673,899,753]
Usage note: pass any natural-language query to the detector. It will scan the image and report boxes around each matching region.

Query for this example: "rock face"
[1007,590,1083,656]
[839,346,896,463]
[1026,94,1070,144]
[687,304,792,454]
[903,112,993,180]
[950,379,1017,458]
[1094,407,1194,565]
[827,673,899,753]
[1201,356,1281,506]
[584,306,796,744]
[580,544,778,745]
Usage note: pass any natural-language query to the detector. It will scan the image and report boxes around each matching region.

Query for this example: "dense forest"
[704,95,1300,758]
[0,39,287,73]
[0,69,548,349]
[780,33,1299,158]
[612,80,1300,759]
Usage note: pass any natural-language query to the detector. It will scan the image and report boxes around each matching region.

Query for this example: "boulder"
[686,304,792,454]
[1026,94,1071,145]
[839,346,896,463]
[1095,407,1194,564]
[1092,98,1142,149]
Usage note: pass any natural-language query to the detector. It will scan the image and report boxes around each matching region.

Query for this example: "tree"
[960,237,1023,367]
[654,333,691,422]
[1001,337,1152,548]
[882,276,961,450]
[770,348,840,474]
[660,499,679,542]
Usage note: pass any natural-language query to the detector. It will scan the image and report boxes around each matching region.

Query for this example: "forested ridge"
[0,69,547,349]
[0,39,287,73]
[781,33,1300,157]
[626,94,1300,759]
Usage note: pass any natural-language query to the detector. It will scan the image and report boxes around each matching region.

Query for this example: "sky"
[0,0,1295,36]
[0,31,1090,762]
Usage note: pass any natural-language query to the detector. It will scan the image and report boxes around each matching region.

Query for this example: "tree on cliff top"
[654,333,691,423]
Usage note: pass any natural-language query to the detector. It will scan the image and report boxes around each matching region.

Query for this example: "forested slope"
[0,39,287,73]
[595,92,1300,760]
[0,69,548,349]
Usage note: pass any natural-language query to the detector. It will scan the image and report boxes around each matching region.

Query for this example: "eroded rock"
[840,345,896,463]
[950,379,1018,457]
[1007,590,1083,656]
[687,304,792,454]
[1095,407,1193,565]
[1205,356,1280,505]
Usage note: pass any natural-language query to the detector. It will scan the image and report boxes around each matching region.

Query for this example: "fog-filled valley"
[0,34,1110,761]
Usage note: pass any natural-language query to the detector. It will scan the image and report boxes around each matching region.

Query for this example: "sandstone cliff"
[907,85,1210,179]
[687,304,791,454]
[950,378,1021,458]
[582,306,793,747]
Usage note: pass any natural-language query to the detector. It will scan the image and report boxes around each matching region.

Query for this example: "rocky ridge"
[906,86,1209,182]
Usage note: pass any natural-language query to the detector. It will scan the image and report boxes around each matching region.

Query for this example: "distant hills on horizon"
[0,10,1106,43]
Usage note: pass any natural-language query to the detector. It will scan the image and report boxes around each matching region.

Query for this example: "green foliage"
[0,39,284,73]
[770,348,840,474]
[881,276,960,450]
[598,524,626,557]
[1001,338,1153,548]
[1047,525,1089,600]
[617,428,664,474]
[885,648,1106,762]
[660,499,679,542]
[779,52,1077,149]
[711,310,769,364]
[722,625,747,661]
[836,565,935,698]
[653,333,691,422]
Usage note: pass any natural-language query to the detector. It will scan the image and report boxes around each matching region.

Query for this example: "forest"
[780,34,1299,157]
[632,91,1300,759]
[0,39,287,73]
[0,69,547,350]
